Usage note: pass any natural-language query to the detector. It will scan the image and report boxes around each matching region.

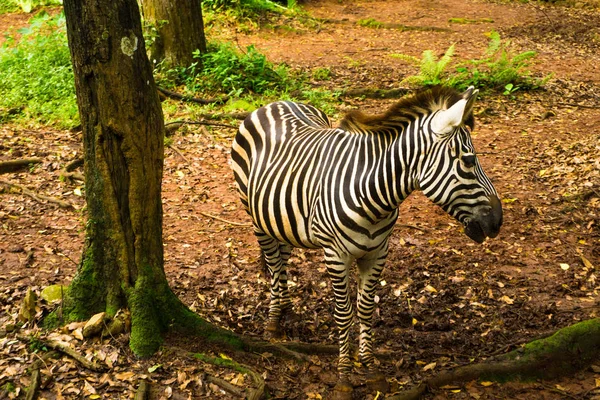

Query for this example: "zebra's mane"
[339,86,475,132]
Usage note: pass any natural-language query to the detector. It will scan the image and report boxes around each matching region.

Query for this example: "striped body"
[231,87,502,386]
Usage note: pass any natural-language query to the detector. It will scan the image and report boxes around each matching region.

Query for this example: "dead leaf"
[422,362,437,371]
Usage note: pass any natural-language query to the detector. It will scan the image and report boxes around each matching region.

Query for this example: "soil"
[1,1,600,399]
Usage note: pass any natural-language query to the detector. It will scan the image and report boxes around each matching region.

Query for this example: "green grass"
[0,11,78,128]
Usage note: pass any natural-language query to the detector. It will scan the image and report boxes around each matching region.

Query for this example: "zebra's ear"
[431,86,478,135]
[462,86,479,118]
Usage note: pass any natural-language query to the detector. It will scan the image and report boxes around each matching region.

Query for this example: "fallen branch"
[198,211,252,228]
[0,158,42,174]
[396,223,428,233]
[157,86,230,105]
[167,144,190,163]
[0,180,74,209]
[388,318,600,400]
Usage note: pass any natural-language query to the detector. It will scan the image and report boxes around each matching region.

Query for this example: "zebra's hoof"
[332,379,353,400]
[265,321,283,339]
[366,371,389,393]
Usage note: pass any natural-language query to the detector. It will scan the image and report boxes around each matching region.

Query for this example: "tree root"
[194,353,266,400]
[0,158,42,174]
[60,157,84,182]
[134,379,150,400]
[388,318,600,400]
[16,334,105,372]
[24,367,41,400]
[0,180,74,209]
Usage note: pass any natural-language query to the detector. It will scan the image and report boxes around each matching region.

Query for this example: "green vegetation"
[392,44,455,87]
[0,11,78,128]
[202,0,299,18]
[357,18,384,28]
[312,67,331,81]
[448,17,494,24]
[156,42,303,97]
[0,0,62,14]
[392,31,548,93]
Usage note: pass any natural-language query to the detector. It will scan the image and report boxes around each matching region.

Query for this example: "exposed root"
[0,180,74,209]
[60,157,84,182]
[0,158,42,174]
[134,379,150,400]
[205,374,246,397]
[16,334,105,372]
[388,318,600,400]
[24,367,41,400]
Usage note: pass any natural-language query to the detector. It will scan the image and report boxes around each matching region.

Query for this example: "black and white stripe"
[231,86,502,381]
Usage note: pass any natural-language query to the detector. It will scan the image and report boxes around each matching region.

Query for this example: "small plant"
[312,67,331,81]
[0,11,78,128]
[391,44,455,86]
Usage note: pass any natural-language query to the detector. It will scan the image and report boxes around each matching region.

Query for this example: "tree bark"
[140,0,207,68]
[60,0,242,357]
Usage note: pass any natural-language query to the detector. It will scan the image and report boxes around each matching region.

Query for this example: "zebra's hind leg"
[256,231,290,337]
[324,250,355,400]
[356,251,390,394]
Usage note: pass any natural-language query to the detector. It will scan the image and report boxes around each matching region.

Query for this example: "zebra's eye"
[461,154,476,168]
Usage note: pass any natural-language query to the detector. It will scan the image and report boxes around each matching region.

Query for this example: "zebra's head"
[418,87,502,243]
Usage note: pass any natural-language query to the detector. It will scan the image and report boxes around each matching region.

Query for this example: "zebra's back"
[231,101,345,248]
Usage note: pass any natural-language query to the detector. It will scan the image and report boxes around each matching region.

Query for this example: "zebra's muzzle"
[464,195,503,243]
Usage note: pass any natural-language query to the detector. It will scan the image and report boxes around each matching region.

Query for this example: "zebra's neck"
[344,123,422,220]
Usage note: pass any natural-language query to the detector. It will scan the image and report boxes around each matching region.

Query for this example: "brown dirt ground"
[1,0,600,399]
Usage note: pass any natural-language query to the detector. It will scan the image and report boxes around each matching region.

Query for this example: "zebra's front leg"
[256,232,288,337]
[324,251,355,400]
[357,252,390,394]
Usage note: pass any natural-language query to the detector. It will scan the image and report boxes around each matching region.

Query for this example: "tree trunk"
[140,0,207,68]
[60,0,241,357]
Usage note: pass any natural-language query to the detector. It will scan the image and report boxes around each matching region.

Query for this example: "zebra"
[230,86,502,398]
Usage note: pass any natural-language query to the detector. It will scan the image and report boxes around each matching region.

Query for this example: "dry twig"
[198,211,252,228]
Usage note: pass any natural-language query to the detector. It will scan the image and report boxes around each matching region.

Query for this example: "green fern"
[391,44,455,86]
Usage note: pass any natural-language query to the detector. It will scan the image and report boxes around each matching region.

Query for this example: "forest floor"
[1,0,600,399]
